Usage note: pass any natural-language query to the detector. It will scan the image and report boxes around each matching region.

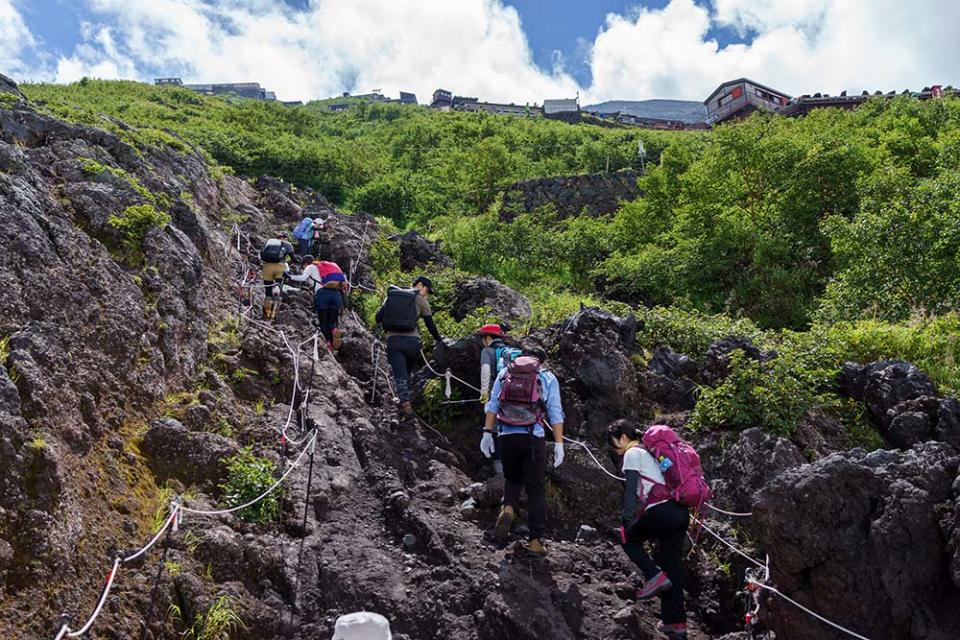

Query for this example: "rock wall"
[500,170,641,221]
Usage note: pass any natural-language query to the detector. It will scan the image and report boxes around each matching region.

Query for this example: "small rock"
[575,524,599,544]
[613,606,634,622]
[460,498,478,520]
[402,534,417,550]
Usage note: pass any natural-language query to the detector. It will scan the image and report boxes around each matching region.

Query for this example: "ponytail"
[607,419,643,443]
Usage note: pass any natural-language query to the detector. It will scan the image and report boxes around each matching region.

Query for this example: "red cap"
[475,323,504,338]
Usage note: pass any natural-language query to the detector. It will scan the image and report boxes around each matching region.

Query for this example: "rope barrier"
[748,581,873,640]
[420,349,483,394]
[703,503,753,518]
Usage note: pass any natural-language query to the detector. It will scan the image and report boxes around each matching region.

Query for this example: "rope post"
[444,369,452,399]
[289,434,318,626]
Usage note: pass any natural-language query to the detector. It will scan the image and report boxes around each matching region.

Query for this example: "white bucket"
[331,611,392,640]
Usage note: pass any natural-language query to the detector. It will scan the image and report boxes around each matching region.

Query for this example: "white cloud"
[585,0,960,102]
[0,0,40,77]
[5,0,959,104]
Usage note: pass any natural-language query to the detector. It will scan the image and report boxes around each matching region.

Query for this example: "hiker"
[288,255,348,349]
[259,234,295,320]
[292,215,315,258]
[476,323,521,476]
[480,348,564,557]
[374,276,443,420]
[608,420,707,640]
[312,216,331,260]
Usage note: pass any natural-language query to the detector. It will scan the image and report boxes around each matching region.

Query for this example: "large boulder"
[754,443,960,640]
[641,347,698,409]
[450,276,532,325]
[396,230,452,272]
[700,428,806,515]
[141,418,240,489]
[701,337,776,385]
[840,360,938,427]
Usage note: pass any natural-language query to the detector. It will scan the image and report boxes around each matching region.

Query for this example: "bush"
[107,204,170,261]
[219,447,279,523]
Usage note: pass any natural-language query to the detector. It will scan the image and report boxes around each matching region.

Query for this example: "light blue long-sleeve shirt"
[484,367,564,438]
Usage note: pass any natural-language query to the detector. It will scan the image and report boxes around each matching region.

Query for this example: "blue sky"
[2,0,957,103]
[506,0,747,86]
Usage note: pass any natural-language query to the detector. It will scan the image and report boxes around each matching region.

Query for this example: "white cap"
[332,612,392,640]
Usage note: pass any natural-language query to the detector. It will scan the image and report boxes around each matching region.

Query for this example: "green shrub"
[636,306,766,360]
[107,204,170,262]
[219,447,279,523]
[179,594,244,640]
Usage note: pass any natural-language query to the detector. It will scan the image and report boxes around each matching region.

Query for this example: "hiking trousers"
[314,288,343,344]
[499,433,546,541]
[622,500,689,625]
[386,335,421,403]
[297,237,313,258]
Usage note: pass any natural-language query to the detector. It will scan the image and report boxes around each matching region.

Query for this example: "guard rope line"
[748,581,872,640]
[420,349,483,394]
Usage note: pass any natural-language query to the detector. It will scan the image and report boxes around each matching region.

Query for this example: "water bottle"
[658,455,673,473]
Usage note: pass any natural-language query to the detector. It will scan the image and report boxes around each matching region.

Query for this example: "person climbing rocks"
[259,234,295,320]
[608,420,690,639]
[375,276,443,421]
[481,348,564,557]
[312,216,331,260]
[288,255,347,349]
[476,323,521,476]
[292,215,315,258]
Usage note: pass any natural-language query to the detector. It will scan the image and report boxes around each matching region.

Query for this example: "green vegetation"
[170,595,244,640]
[23,79,960,443]
[0,92,20,108]
[108,204,171,263]
[219,447,279,523]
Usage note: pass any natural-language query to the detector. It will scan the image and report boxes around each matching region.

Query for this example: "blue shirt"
[484,367,564,439]
[292,217,314,240]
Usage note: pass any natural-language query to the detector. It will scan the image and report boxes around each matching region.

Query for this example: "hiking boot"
[494,505,514,540]
[332,328,343,350]
[657,622,688,639]
[636,571,673,600]
[526,538,547,557]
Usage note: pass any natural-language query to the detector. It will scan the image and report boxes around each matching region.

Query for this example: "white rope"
[751,581,874,640]
[562,436,627,482]
[420,350,483,393]
[64,557,121,637]
[692,514,766,568]
[121,506,180,564]
[704,503,753,518]
[181,431,318,516]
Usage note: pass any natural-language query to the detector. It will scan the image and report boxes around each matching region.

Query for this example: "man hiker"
[476,323,521,476]
[480,348,565,557]
[375,276,443,421]
[288,255,347,349]
[291,215,315,258]
[259,234,295,320]
[608,420,701,640]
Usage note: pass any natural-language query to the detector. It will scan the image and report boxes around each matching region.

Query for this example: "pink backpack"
[640,425,713,510]
[496,356,544,426]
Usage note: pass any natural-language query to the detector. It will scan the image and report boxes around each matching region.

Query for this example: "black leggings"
[499,434,546,540]
[386,335,421,403]
[313,288,343,343]
[622,501,689,624]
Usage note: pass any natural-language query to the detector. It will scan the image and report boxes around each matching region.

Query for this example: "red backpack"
[496,356,544,426]
[315,260,349,292]
[640,425,713,511]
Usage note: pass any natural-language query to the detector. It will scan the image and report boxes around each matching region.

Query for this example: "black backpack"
[260,239,286,263]
[379,286,419,332]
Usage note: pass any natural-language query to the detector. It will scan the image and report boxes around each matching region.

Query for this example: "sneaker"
[636,571,673,600]
[526,538,547,557]
[494,505,514,540]
[657,622,688,639]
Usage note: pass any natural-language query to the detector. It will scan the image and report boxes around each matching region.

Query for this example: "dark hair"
[523,346,547,362]
[301,254,314,264]
[607,419,643,443]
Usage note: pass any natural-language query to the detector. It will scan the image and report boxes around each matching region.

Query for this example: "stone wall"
[500,169,641,221]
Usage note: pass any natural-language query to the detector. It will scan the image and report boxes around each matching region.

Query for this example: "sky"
[2,0,958,104]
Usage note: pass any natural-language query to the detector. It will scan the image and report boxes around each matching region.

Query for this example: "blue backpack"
[495,345,522,375]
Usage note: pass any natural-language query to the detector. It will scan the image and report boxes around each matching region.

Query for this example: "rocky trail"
[3,73,960,640]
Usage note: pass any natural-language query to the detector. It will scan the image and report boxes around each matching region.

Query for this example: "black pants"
[622,500,689,624]
[499,433,546,540]
[386,335,421,403]
[297,237,313,258]
[313,288,343,344]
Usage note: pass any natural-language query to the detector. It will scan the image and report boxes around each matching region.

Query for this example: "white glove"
[480,431,495,458]
[553,442,565,468]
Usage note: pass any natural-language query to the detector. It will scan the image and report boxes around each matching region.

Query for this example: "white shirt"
[622,446,668,509]
[288,264,323,293]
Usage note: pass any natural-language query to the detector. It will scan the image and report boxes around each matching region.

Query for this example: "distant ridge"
[584,99,707,124]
